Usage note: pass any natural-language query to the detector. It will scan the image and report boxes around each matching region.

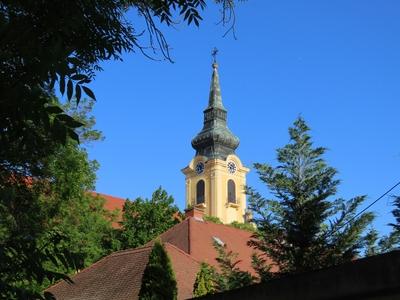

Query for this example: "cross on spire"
[211,47,218,64]
[191,53,240,160]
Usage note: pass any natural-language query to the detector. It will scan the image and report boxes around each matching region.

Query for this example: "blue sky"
[85,1,400,234]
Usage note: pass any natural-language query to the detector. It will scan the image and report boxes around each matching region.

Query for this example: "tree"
[39,99,120,275]
[120,187,181,249]
[390,196,400,234]
[387,196,400,249]
[247,117,374,278]
[363,228,398,257]
[138,241,177,300]
[193,263,217,297]
[213,241,254,292]
[1,1,245,296]
[1,0,245,162]
[192,241,254,297]
[365,196,400,256]
[0,99,118,298]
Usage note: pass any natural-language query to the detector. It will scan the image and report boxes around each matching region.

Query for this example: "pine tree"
[213,241,254,291]
[139,241,177,300]
[386,196,400,249]
[192,242,254,296]
[193,263,217,297]
[247,117,374,277]
[390,196,400,233]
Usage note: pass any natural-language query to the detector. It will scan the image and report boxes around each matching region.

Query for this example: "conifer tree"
[193,263,217,297]
[139,241,177,300]
[390,196,400,234]
[213,242,254,291]
[192,242,254,297]
[247,117,374,278]
[380,196,400,250]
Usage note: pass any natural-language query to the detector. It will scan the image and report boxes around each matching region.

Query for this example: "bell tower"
[182,60,249,224]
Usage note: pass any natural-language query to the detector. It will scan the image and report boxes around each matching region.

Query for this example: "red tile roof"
[164,243,200,299]
[47,216,267,299]
[90,191,126,227]
[159,217,267,276]
[90,191,126,212]
[47,246,152,300]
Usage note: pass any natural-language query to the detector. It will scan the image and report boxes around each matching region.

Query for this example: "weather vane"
[211,47,219,64]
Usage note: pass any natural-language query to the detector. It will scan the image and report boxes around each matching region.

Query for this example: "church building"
[182,61,249,224]
[47,62,261,300]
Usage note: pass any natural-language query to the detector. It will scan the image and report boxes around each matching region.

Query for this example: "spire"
[191,57,239,160]
[208,63,225,110]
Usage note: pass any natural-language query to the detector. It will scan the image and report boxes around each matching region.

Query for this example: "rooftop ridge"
[164,242,200,264]
[157,217,189,240]
[108,245,153,257]
[89,191,127,202]
[46,245,152,292]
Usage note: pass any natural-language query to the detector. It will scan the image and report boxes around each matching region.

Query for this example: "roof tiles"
[47,217,263,299]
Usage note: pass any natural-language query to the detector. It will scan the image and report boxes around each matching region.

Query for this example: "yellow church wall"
[182,154,250,224]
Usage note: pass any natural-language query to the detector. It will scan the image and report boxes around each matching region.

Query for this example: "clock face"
[195,162,205,174]
[227,161,237,174]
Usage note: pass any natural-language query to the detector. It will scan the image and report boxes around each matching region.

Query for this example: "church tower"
[182,61,249,224]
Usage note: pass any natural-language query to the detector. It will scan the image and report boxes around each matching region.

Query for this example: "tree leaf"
[67,128,80,143]
[75,84,82,104]
[49,73,57,90]
[46,105,64,114]
[60,75,65,95]
[67,79,73,100]
[71,74,87,81]
[82,86,96,100]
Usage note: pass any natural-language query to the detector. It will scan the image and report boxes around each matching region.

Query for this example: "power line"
[328,180,400,237]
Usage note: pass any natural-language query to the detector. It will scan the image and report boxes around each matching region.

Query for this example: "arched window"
[196,180,205,204]
[228,179,236,203]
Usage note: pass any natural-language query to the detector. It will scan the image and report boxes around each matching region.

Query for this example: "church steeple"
[191,62,239,160]
[208,62,225,110]
[182,56,249,224]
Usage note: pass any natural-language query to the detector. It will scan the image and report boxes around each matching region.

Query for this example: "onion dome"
[191,63,239,160]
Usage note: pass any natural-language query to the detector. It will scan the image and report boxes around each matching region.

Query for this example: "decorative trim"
[226,202,240,209]
[195,203,207,209]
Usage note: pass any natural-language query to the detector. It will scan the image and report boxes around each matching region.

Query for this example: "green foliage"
[229,221,257,233]
[193,263,217,297]
[0,0,243,161]
[0,177,70,299]
[390,196,400,234]
[120,187,181,249]
[192,242,254,297]
[251,253,273,283]
[247,117,374,277]
[1,1,244,297]
[203,215,223,224]
[363,228,398,256]
[203,217,256,232]
[365,196,400,256]
[139,241,177,300]
[212,241,255,292]
[0,99,118,298]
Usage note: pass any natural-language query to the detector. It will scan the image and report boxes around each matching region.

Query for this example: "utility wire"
[327,180,400,237]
